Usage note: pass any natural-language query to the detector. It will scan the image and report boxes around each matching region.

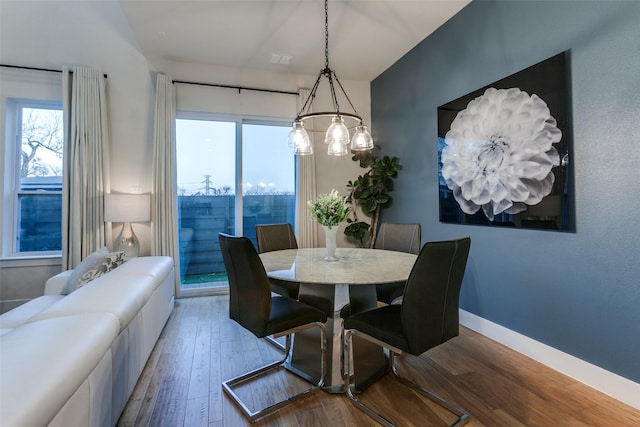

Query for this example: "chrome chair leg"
[223,322,326,423]
[344,329,395,427]
[344,329,469,427]
[390,352,469,426]
[264,335,286,352]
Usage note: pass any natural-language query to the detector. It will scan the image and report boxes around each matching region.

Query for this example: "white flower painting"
[441,87,561,221]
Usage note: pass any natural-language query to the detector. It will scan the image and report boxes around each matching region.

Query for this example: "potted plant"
[344,149,401,248]
[308,189,350,261]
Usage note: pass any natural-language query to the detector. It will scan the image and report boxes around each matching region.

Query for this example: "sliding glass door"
[176,114,294,292]
[241,123,295,242]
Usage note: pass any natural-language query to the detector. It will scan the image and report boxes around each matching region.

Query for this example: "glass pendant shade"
[289,0,374,156]
[350,125,374,151]
[327,139,348,156]
[288,121,312,154]
[324,116,349,147]
[295,133,314,155]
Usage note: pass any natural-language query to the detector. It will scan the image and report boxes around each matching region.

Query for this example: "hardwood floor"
[118,296,640,426]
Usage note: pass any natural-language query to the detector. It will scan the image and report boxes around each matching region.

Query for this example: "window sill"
[0,255,62,268]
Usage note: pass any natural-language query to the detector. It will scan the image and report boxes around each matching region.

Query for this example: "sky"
[21,112,294,195]
[176,119,294,195]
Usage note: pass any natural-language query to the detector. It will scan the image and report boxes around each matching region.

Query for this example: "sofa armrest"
[44,270,72,295]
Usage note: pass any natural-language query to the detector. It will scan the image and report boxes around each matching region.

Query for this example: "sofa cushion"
[62,248,126,295]
[29,273,156,332]
[114,256,174,290]
[0,295,65,329]
[0,313,119,427]
[44,270,73,295]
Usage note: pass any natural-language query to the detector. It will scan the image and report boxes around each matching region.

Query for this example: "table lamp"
[104,193,151,259]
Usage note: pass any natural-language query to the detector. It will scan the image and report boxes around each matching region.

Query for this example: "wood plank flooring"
[118,296,640,426]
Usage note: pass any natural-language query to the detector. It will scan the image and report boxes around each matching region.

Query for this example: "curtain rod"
[173,79,298,96]
[0,64,108,78]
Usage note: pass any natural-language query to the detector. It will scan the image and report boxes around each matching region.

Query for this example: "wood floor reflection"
[118,296,640,426]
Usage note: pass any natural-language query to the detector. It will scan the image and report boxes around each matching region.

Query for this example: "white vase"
[322,225,339,261]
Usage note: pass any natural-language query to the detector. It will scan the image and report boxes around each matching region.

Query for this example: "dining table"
[259,247,417,393]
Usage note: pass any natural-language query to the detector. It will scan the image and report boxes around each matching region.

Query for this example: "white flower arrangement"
[308,189,350,229]
[441,87,561,221]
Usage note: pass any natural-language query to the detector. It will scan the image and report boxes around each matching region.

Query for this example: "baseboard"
[179,286,229,299]
[459,309,640,410]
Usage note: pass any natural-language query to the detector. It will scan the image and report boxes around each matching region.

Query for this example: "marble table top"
[259,247,417,285]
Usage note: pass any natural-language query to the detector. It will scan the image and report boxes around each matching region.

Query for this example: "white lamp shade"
[104,194,151,223]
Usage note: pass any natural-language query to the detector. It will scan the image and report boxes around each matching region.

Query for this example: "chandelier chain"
[289,0,373,155]
[324,0,329,69]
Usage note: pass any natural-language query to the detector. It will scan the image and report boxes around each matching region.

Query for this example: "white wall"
[153,58,369,207]
[1,0,155,258]
[0,0,370,308]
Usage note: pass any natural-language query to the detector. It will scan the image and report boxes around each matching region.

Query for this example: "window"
[176,114,294,290]
[3,99,63,256]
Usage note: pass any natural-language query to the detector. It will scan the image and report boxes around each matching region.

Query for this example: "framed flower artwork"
[437,51,575,232]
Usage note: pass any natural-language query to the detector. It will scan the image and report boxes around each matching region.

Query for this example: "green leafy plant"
[344,150,401,247]
[308,189,350,229]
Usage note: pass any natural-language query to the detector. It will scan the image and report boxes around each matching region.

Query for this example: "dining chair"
[256,223,300,299]
[373,222,421,304]
[256,223,298,252]
[218,233,327,423]
[343,237,471,427]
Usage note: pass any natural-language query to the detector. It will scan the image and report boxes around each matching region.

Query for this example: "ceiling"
[118,0,471,82]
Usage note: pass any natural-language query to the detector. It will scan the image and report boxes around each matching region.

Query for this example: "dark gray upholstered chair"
[256,223,300,299]
[344,237,471,427]
[256,223,298,252]
[218,233,327,423]
[373,222,421,304]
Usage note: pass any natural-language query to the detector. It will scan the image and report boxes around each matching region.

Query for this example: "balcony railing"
[16,192,294,285]
[178,194,295,284]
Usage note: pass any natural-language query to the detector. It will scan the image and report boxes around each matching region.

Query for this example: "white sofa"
[0,256,175,427]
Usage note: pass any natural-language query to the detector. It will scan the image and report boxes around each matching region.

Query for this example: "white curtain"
[61,66,109,270]
[294,88,318,248]
[151,74,181,296]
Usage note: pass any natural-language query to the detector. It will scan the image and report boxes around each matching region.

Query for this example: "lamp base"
[113,222,140,259]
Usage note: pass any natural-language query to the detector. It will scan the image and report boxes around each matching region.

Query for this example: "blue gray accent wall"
[371,0,640,383]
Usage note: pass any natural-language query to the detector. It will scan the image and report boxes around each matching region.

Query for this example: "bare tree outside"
[16,105,64,253]
[20,107,63,179]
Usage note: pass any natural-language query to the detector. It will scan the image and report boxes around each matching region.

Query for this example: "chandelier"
[288,0,374,156]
